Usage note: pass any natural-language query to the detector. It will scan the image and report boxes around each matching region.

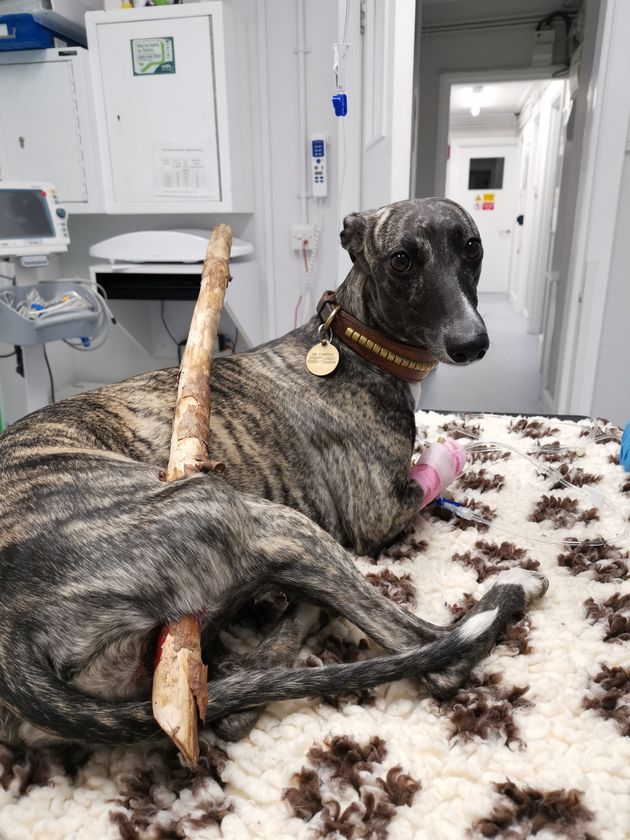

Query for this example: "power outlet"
[291,224,315,251]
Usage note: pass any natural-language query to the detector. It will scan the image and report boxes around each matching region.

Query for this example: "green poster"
[131,37,176,76]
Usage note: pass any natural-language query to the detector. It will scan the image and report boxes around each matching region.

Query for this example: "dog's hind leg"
[0,471,546,745]
[244,495,535,647]
[1,568,546,748]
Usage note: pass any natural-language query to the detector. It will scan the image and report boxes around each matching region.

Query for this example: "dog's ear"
[340,211,373,261]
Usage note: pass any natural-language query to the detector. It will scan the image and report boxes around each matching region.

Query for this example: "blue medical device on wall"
[332,42,350,117]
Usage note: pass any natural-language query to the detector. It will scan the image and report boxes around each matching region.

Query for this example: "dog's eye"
[463,238,483,261]
[390,252,411,272]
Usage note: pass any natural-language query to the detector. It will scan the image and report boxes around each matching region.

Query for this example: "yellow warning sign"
[483,193,495,202]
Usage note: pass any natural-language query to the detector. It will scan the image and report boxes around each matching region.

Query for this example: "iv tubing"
[429,427,629,548]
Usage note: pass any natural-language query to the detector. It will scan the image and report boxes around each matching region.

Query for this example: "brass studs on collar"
[343,327,437,372]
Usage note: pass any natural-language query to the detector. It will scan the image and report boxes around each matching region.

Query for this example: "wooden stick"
[152,223,232,766]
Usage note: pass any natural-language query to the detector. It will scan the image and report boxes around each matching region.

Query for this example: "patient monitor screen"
[0,189,54,239]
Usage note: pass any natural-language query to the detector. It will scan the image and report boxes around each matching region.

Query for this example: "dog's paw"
[493,567,549,603]
[214,708,262,742]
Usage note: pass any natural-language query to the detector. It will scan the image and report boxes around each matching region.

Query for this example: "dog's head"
[340,198,488,365]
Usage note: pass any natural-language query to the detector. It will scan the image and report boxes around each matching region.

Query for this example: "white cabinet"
[0,48,103,213]
[86,3,253,214]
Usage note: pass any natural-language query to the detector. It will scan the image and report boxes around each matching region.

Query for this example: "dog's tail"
[1,626,478,745]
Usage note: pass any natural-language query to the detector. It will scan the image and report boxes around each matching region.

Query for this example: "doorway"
[447,136,519,294]
[422,75,568,415]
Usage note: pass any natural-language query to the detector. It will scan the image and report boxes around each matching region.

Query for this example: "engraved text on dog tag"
[306,341,339,376]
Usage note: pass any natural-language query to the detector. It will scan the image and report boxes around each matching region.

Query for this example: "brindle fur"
[0,199,547,747]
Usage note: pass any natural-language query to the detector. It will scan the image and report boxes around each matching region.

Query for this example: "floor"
[421,293,543,415]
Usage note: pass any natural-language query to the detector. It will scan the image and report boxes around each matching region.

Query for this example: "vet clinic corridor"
[422,293,542,414]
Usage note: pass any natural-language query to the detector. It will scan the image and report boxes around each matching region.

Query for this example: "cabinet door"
[95,15,221,207]
[0,59,87,202]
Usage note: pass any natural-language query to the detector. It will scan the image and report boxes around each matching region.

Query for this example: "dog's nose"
[445,333,489,365]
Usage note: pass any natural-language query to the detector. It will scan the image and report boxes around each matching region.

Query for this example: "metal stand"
[21,345,50,414]
[13,257,54,413]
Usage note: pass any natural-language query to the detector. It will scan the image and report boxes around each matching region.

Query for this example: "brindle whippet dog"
[0,198,547,748]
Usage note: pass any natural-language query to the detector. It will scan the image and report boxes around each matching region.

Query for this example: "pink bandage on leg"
[409,439,467,508]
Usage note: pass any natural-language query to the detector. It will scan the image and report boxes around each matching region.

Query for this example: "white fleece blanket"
[0,412,629,840]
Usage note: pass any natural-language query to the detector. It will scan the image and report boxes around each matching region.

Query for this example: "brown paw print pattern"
[109,741,230,839]
[584,592,630,643]
[380,533,428,562]
[283,735,420,839]
[452,539,538,583]
[583,664,630,737]
[365,567,416,607]
[529,440,584,463]
[472,781,596,839]
[438,673,531,747]
[456,467,506,494]
[550,464,602,489]
[508,418,559,440]
[530,495,599,529]
[439,418,482,441]
[558,539,629,582]
[430,496,495,531]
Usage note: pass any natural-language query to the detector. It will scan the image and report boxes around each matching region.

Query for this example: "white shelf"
[90,258,263,348]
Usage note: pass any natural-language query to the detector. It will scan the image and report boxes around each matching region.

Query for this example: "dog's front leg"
[211,602,322,740]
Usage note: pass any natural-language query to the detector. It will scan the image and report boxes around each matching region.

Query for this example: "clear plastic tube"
[430,427,628,548]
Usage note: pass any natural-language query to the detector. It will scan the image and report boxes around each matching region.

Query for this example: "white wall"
[542,0,602,411]
[589,116,630,425]
[260,0,349,335]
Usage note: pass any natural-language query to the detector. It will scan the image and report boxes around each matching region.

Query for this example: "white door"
[0,59,87,203]
[446,139,519,294]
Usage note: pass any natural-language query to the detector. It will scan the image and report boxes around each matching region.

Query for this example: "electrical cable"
[42,343,55,404]
[160,299,181,348]
[294,205,323,328]
[0,350,16,359]
[29,278,114,353]
[1,277,113,353]
[292,237,312,328]
[335,115,348,259]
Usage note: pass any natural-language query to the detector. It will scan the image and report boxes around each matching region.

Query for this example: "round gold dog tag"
[306,341,339,376]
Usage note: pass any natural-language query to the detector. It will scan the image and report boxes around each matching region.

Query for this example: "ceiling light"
[470,86,483,117]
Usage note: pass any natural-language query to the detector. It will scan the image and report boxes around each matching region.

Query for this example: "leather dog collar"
[316,290,438,383]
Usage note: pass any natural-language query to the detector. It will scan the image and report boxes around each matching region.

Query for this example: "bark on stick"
[152,223,232,765]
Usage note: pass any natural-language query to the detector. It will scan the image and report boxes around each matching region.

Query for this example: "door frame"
[523,81,565,336]
[434,66,566,199]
